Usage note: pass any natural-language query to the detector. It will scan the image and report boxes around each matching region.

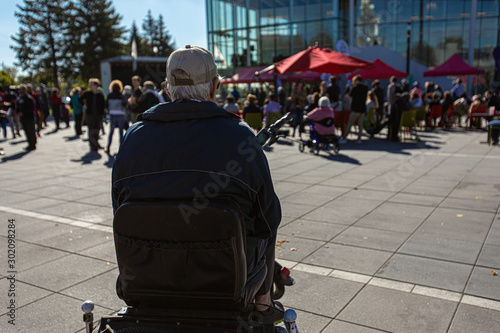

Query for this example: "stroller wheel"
[314,143,320,155]
[298,141,305,152]
[333,143,340,154]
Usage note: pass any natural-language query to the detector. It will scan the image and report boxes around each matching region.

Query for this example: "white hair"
[319,96,331,108]
[167,69,214,100]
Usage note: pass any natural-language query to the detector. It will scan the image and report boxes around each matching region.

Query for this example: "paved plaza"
[0,122,499,332]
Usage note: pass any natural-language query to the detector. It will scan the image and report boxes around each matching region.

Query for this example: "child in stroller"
[299,96,340,155]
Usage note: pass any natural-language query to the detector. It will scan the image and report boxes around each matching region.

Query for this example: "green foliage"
[0,70,15,86]
[68,0,127,79]
[140,11,175,57]
[11,0,73,88]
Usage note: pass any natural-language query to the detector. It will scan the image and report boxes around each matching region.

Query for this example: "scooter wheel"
[298,141,304,152]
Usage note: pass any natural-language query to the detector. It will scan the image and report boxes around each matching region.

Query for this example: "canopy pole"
[467,0,477,98]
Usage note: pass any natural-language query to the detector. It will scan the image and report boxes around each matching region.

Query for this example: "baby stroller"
[298,118,340,155]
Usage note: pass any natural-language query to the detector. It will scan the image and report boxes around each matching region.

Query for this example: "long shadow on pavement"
[71,151,102,165]
[103,152,115,168]
[1,150,32,162]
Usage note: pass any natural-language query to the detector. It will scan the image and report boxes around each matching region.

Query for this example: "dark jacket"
[136,90,160,114]
[79,90,106,115]
[112,99,281,239]
[16,94,35,120]
[350,83,369,113]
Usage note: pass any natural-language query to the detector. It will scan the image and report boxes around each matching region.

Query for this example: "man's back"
[350,83,368,113]
[112,99,281,239]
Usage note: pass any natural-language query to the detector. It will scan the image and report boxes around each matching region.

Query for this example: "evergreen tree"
[156,14,175,57]
[11,0,72,88]
[142,9,157,56]
[69,0,126,79]
[130,21,144,57]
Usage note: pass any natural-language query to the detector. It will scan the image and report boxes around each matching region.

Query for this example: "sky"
[0,0,207,73]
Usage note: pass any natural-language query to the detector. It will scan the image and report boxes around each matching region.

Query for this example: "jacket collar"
[138,99,240,122]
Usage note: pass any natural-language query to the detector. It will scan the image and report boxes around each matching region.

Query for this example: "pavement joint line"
[281,259,500,312]
[0,205,113,233]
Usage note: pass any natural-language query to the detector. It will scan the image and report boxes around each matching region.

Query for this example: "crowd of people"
[1,71,500,155]
[0,75,171,153]
[217,75,500,144]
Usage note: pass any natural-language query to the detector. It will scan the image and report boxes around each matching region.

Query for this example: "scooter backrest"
[113,199,248,310]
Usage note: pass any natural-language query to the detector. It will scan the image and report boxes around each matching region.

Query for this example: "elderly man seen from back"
[111,45,283,324]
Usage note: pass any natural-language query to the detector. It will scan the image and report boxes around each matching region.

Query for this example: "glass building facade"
[206,0,500,76]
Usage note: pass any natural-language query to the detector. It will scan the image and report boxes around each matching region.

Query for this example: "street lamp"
[406,20,411,75]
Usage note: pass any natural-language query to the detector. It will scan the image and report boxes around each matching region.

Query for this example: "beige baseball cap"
[167,45,218,86]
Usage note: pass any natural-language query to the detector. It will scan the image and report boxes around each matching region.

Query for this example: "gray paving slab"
[278,220,347,242]
[19,254,116,292]
[280,201,318,219]
[398,234,484,264]
[343,188,394,201]
[376,254,473,292]
[281,191,337,207]
[0,280,53,315]
[439,196,500,213]
[1,240,70,272]
[77,240,116,263]
[0,292,110,333]
[465,266,500,301]
[387,192,444,207]
[417,208,495,243]
[337,285,458,333]
[281,309,332,333]
[275,235,325,262]
[477,244,500,268]
[280,270,364,318]
[300,184,350,197]
[332,226,410,252]
[448,304,500,333]
[354,202,434,233]
[60,268,126,310]
[37,201,112,220]
[485,224,500,245]
[322,320,387,333]
[303,206,359,225]
[304,243,393,275]
[13,217,111,252]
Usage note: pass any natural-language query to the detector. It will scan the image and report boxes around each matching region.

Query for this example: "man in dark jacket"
[112,45,282,323]
[16,85,37,150]
[339,75,368,144]
[79,78,106,151]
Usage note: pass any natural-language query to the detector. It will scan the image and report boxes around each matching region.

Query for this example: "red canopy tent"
[347,58,407,80]
[221,67,273,84]
[221,67,322,84]
[424,53,485,77]
[272,45,372,74]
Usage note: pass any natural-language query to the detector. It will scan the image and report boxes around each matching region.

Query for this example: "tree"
[11,0,72,88]
[69,0,126,79]
[142,9,157,56]
[156,14,175,57]
[129,21,144,57]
